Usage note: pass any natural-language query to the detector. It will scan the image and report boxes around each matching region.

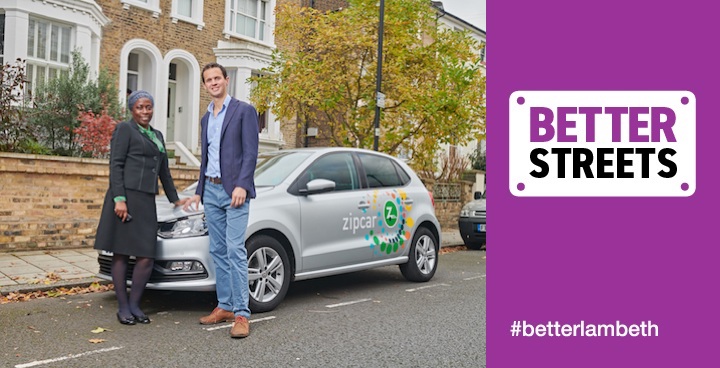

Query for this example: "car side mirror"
[299,179,336,196]
[474,191,482,200]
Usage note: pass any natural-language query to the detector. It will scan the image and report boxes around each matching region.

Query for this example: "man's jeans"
[204,181,251,318]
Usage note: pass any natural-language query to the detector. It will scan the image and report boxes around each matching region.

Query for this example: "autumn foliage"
[251,0,486,175]
[74,109,118,158]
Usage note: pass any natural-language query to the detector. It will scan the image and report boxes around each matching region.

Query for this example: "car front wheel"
[246,235,291,313]
[399,227,439,282]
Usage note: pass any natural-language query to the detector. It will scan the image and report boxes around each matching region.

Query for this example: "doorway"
[167,81,176,141]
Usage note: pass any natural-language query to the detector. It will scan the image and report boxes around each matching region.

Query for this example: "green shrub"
[29,50,122,157]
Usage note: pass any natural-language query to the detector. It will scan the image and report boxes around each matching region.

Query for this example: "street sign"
[377,92,386,109]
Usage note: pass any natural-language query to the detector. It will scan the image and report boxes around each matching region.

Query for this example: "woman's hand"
[114,201,129,222]
[174,198,189,207]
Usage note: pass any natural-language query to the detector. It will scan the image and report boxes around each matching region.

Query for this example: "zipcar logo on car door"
[362,189,415,256]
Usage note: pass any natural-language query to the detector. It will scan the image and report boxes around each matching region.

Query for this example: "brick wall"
[0,153,468,252]
[424,179,474,231]
[0,153,199,252]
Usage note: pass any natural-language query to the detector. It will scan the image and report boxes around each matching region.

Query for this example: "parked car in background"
[98,148,442,312]
[458,191,486,250]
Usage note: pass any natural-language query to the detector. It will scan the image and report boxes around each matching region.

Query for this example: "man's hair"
[202,62,228,82]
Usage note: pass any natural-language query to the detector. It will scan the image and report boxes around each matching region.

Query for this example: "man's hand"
[231,187,247,208]
[184,194,202,211]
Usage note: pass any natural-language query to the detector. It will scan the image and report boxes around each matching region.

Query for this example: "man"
[184,62,259,338]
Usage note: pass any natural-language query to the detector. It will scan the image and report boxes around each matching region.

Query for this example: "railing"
[433,182,462,202]
[167,141,200,167]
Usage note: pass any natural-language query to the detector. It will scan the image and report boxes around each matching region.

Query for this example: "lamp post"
[373,0,385,151]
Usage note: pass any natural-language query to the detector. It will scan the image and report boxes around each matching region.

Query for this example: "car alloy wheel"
[399,227,438,282]
[246,235,291,313]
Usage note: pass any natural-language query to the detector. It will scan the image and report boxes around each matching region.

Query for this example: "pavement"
[0,230,465,295]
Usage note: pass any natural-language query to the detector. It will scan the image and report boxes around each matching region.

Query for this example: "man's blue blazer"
[195,97,260,201]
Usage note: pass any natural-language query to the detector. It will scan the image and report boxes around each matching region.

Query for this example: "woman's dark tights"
[111,254,154,318]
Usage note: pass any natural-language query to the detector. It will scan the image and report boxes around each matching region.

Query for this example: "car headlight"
[158,215,208,239]
[460,205,472,217]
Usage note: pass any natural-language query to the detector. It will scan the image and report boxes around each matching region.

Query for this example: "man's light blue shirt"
[205,95,232,178]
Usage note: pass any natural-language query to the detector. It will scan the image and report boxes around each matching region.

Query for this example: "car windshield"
[178,151,313,193]
[254,151,313,187]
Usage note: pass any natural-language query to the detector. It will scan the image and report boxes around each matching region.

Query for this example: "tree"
[74,110,118,158]
[29,50,122,156]
[0,60,39,153]
[251,0,485,172]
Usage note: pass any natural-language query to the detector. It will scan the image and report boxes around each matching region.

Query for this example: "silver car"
[98,148,442,312]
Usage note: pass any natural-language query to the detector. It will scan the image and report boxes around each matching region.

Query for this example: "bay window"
[229,0,268,41]
[26,17,73,95]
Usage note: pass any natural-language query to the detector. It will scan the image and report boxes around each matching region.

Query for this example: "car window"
[255,151,313,187]
[358,153,409,188]
[296,153,359,191]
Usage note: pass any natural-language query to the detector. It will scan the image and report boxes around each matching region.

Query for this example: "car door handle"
[358,201,371,209]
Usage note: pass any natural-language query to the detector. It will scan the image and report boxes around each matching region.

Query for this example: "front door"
[167,81,176,141]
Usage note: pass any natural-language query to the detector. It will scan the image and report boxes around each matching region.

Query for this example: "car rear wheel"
[247,235,291,313]
[400,227,438,282]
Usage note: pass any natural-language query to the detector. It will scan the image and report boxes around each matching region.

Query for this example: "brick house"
[1,0,291,161]
[0,1,483,156]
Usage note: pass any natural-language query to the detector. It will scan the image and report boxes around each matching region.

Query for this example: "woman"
[94,90,187,325]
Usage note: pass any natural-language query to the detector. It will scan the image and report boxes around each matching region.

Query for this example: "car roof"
[264,147,399,159]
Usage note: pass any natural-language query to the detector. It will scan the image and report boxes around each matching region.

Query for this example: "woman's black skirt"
[93,189,158,258]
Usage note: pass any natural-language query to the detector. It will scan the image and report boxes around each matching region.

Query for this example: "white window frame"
[126,52,140,93]
[121,0,162,18]
[226,0,270,44]
[171,0,205,30]
[26,17,74,97]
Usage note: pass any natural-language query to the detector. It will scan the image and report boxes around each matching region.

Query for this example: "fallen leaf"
[0,282,112,304]
[88,339,106,344]
[91,327,111,333]
[439,245,467,255]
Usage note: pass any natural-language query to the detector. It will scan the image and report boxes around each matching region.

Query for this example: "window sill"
[121,0,161,18]
[171,14,205,30]
[222,31,274,49]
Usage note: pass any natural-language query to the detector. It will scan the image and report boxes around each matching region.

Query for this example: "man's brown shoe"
[199,307,235,325]
[230,316,250,338]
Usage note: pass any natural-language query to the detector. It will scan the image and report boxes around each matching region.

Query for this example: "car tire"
[400,227,439,282]
[246,235,291,313]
